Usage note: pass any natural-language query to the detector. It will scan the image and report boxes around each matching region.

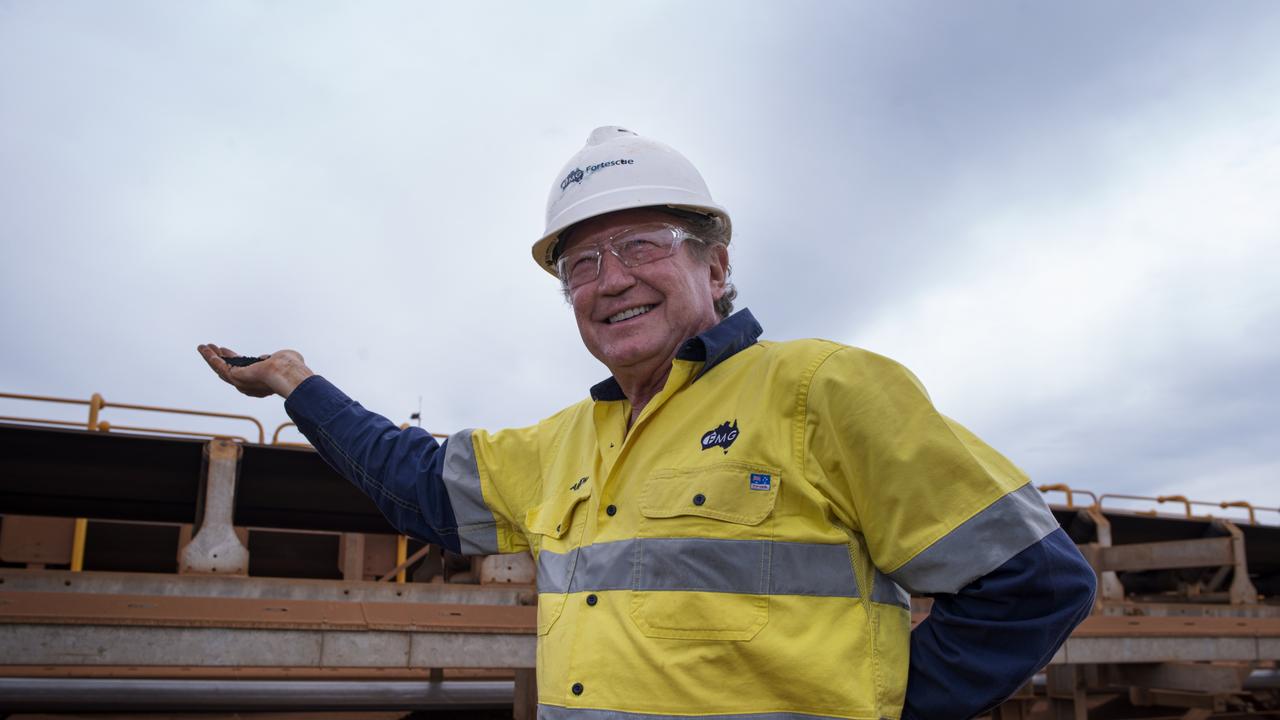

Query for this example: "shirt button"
[572,682,584,695]
[606,504,617,516]
[586,594,598,606]
[693,493,706,506]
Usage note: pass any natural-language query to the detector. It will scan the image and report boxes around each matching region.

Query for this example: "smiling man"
[200,126,1095,720]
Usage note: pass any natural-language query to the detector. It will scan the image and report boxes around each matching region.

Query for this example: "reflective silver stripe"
[870,568,910,609]
[539,705,851,720]
[888,483,1059,594]
[537,538,858,598]
[439,429,499,555]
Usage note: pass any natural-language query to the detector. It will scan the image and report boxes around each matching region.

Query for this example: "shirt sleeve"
[805,347,1061,594]
[283,374,533,555]
[902,529,1097,720]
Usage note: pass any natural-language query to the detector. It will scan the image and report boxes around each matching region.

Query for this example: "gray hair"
[557,206,737,319]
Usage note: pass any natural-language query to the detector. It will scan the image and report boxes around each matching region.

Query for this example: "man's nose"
[596,249,637,294]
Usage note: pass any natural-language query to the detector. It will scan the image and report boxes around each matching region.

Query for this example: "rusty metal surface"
[0,516,74,565]
[1070,615,1280,639]
[0,569,530,604]
[0,591,536,633]
[0,665,514,680]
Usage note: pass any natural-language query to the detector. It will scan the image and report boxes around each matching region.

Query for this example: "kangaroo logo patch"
[700,420,739,454]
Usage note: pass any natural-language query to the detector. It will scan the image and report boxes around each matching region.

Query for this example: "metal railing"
[1,390,458,581]
[0,392,264,444]
[1042,488,1274,526]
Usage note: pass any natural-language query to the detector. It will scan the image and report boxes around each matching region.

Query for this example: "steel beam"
[0,569,530,604]
[1106,662,1249,693]
[1098,537,1234,572]
[0,624,534,669]
[0,677,513,711]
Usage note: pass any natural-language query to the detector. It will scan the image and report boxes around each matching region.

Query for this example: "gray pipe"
[0,678,513,711]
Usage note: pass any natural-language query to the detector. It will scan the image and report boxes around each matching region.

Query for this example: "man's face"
[560,208,728,377]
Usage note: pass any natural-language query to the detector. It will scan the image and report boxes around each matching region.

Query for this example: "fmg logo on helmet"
[559,167,585,190]
[700,420,739,454]
[559,158,635,192]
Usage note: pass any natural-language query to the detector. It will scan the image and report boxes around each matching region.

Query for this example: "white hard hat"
[532,126,731,276]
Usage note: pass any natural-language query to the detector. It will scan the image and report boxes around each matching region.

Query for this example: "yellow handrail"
[1156,494,1193,518]
[1219,500,1257,525]
[102,399,264,444]
[0,416,91,429]
[1036,483,1099,509]
[0,391,264,444]
[272,421,299,444]
[95,422,249,443]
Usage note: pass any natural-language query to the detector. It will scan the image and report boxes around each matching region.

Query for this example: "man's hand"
[197,344,315,399]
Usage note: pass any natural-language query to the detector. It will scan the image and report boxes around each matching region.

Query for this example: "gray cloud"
[2,1,1278,512]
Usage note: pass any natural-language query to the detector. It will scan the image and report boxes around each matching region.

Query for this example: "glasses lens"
[615,227,679,267]
[557,225,685,288]
[558,250,600,288]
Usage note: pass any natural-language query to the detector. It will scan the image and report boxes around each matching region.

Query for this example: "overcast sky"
[2,2,1278,520]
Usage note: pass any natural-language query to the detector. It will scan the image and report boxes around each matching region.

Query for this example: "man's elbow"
[1061,539,1098,627]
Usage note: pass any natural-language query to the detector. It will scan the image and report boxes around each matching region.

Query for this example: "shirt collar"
[589,308,763,402]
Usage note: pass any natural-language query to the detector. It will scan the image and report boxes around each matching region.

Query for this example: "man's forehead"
[559,207,682,254]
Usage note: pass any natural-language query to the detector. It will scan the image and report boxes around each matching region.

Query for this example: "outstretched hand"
[197,344,314,399]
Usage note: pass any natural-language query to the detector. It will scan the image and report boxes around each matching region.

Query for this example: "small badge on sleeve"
[749,473,772,491]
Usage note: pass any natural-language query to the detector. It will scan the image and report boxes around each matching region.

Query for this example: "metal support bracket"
[179,439,248,575]
[1218,520,1260,605]
[1080,507,1125,605]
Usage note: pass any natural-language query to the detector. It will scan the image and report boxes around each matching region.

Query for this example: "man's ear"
[708,244,730,298]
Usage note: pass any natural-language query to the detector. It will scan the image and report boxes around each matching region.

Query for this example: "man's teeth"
[608,305,654,324]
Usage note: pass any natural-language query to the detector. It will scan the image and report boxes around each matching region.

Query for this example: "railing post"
[70,394,103,572]
[396,535,408,584]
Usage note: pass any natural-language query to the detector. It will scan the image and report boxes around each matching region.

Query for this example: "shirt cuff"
[283,375,353,429]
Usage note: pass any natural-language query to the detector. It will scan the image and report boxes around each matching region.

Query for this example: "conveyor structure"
[0,393,1277,718]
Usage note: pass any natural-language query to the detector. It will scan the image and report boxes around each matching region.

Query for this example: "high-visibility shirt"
[286,308,1089,719]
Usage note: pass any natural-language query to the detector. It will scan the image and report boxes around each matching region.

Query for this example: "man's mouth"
[606,305,655,324]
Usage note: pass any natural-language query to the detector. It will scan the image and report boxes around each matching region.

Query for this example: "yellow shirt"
[439,311,1058,719]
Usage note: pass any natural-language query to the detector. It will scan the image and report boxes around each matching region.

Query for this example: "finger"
[198,345,240,385]
[198,344,223,367]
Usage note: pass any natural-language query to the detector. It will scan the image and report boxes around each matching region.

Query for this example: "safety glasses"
[556,223,702,289]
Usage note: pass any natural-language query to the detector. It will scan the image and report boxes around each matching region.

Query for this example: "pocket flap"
[525,482,593,539]
[641,463,779,526]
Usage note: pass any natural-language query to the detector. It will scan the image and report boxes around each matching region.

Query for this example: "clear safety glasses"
[556,223,703,289]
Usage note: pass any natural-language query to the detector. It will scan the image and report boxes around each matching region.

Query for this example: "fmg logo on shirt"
[700,420,739,454]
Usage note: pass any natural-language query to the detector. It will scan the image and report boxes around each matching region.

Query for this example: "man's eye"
[569,254,596,275]
[620,238,661,257]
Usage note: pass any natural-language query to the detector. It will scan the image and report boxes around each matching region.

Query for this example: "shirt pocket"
[526,483,593,637]
[629,462,780,641]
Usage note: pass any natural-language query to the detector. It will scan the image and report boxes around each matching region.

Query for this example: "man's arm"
[284,374,466,552]
[195,344,468,552]
[902,528,1096,720]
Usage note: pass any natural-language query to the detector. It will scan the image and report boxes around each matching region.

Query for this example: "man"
[200,126,1095,719]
